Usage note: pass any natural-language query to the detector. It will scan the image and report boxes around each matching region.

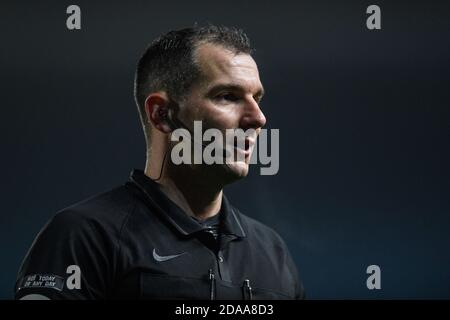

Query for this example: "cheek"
[209,110,241,130]
[199,104,242,130]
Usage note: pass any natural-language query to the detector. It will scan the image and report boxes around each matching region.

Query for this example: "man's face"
[178,43,266,179]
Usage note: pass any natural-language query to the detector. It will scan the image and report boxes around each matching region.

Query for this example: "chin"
[225,161,250,179]
[204,162,249,185]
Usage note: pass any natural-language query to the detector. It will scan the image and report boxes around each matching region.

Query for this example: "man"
[15,25,304,300]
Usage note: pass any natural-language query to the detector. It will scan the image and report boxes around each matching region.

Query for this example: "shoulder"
[18,185,140,277]
[16,185,139,299]
[43,185,138,242]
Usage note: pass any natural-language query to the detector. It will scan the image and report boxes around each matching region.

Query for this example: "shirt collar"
[128,169,246,238]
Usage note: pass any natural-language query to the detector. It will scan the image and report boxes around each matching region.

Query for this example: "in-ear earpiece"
[158,106,168,119]
[159,107,179,131]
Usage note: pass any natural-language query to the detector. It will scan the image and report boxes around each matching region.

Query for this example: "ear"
[144,92,173,133]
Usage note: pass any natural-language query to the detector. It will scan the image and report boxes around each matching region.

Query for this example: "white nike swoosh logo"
[152,248,186,262]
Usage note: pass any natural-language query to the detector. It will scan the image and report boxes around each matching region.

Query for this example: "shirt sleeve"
[15,210,116,300]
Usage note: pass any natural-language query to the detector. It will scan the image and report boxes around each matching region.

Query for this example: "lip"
[232,138,255,157]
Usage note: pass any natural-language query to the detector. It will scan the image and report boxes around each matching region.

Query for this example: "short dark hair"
[134,25,253,144]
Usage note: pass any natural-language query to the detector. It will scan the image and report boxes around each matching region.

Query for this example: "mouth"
[232,138,254,159]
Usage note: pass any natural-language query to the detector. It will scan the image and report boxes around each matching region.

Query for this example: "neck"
[145,156,224,221]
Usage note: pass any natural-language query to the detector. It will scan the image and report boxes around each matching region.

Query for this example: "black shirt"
[191,214,221,241]
[15,170,304,300]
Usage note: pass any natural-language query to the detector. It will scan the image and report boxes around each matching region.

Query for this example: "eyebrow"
[207,83,265,99]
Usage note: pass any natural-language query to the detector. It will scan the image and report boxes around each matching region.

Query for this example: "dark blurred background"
[1,0,449,299]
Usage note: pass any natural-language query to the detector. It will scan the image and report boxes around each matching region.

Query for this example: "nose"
[240,98,266,130]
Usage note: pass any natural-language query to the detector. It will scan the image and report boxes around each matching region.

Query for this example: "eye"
[215,93,240,102]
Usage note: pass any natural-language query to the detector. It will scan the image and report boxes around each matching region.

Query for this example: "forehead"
[193,43,262,92]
